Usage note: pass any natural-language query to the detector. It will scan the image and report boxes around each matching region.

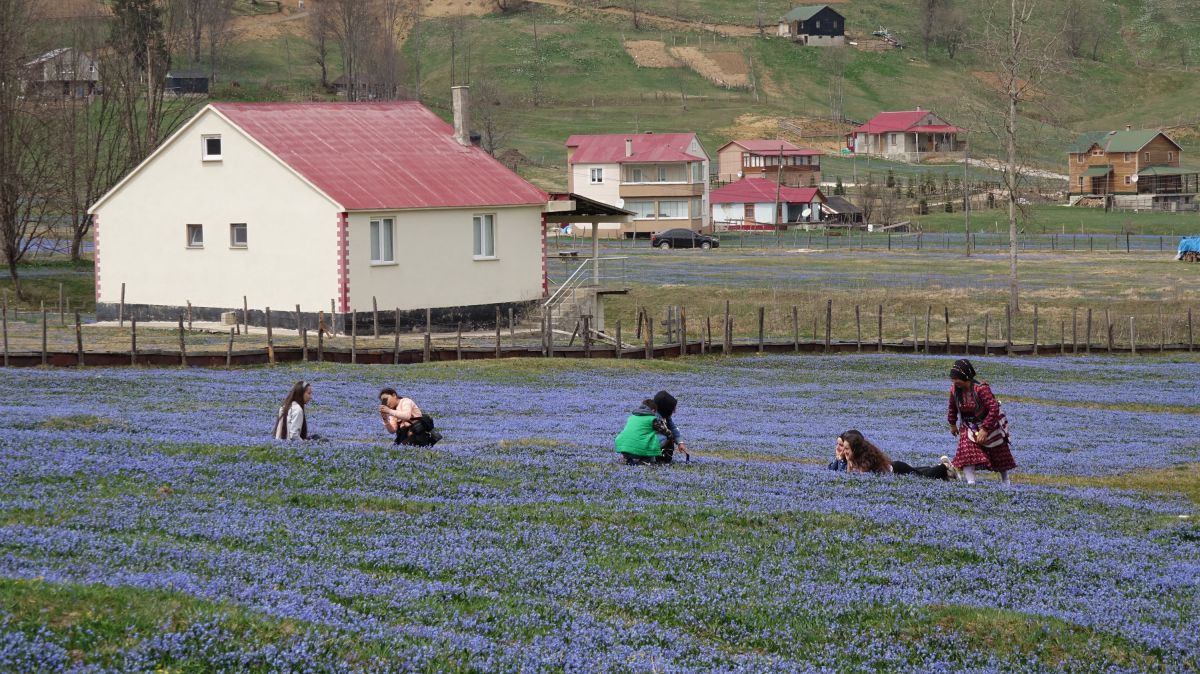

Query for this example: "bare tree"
[0,0,59,299]
[916,0,944,57]
[408,0,422,101]
[858,176,879,225]
[976,0,1063,311]
[326,0,373,101]
[202,0,237,83]
[1062,0,1106,60]
[630,0,640,30]
[471,76,512,156]
[820,46,848,121]
[309,0,334,90]
[935,4,969,59]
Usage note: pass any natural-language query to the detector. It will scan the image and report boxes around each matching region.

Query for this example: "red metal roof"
[566,133,706,164]
[710,178,822,204]
[211,102,548,211]
[853,110,958,135]
[721,139,822,156]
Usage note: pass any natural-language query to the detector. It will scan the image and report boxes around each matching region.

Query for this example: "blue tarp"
[1177,236,1200,259]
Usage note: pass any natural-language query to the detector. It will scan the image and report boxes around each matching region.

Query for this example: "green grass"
[913,204,1200,234]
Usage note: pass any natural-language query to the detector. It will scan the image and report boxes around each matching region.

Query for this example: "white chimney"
[625,138,633,157]
[1125,124,1132,131]
[451,86,470,146]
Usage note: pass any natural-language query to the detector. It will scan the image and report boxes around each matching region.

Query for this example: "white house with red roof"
[88,89,551,330]
[715,139,822,186]
[710,177,825,230]
[847,109,965,161]
[565,132,710,238]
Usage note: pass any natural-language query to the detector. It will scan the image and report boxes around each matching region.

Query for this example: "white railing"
[543,256,628,318]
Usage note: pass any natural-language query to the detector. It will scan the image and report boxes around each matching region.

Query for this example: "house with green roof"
[778,5,845,46]
[1067,127,1197,209]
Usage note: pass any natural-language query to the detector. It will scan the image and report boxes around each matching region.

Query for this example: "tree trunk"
[1006,0,1020,313]
[5,260,24,301]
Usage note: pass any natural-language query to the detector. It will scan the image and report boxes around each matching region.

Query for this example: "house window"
[1092,148,1103,156]
[815,20,821,28]
[590,168,603,184]
[691,197,702,217]
[658,200,688,218]
[657,166,668,182]
[1123,153,1131,162]
[1124,176,1131,185]
[692,163,704,183]
[1168,151,1173,161]
[186,224,203,248]
[230,223,247,248]
[1078,177,1084,190]
[1144,152,1150,161]
[202,135,222,161]
[473,214,495,258]
[1077,154,1084,164]
[624,200,655,219]
[630,167,645,182]
[370,218,394,263]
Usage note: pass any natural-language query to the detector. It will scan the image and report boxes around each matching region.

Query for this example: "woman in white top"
[274,380,313,440]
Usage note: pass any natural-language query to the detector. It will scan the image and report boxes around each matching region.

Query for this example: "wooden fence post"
[119,282,125,327]
[1129,316,1136,355]
[983,313,990,356]
[509,307,515,338]
[40,302,47,366]
[130,315,137,366]
[680,307,688,357]
[583,314,592,358]
[456,322,463,360]
[58,283,64,326]
[495,306,502,358]
[824,299,832,352]
[393,308,401,365]
[1085,308,1093,355]
[424,309,432,363]
[792,306,799,352]
[965,324,971,355]
[723,300,731,355]
[372,296,379,338]
[646,315,654,359]
[329,299,336,336]
[244,296,250,335]
[912,316,918,354]
[301,326,309,362]
[74,311,83,367]
[226,328,234,368]
[1032,305,1039,355]
[615,319,623,359]
[877,305,883,353]
[758,306,765,354]
[1059,319,1066,355]
[943,306,950,353]
[317,321,324,363]
[704,315,711,355]
[1005,303,1013,355]
[266,307,275,365]
[1189,308,1194,352]
[186,300,193,331]
[1159,311,1166,353]
[1,291,8,367]
[855,305,862,352]
[350,310,357,364]
[923,305,932,354]
[1105,309,1113,352]
[295,303,303,337]
[178,314,187,366]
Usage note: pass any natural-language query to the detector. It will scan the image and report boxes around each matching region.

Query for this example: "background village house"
[716,140,822,187]
[710,177,825,230]
[88,87,553,332]
[1066,126,1197,211]
[565,133,710,238]
[777,5,845,46]
[21,47,99,99]
[165,70,210,97]
[846,109,964,161]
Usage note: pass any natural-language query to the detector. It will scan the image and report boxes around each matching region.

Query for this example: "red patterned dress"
[947,382,1017,471]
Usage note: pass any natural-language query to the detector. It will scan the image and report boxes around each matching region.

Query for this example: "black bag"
[396,414,441,447]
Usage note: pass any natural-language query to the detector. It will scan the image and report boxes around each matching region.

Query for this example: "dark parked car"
[650,228,719,250]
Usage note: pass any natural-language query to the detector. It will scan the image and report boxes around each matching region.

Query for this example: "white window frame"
[1077,154,1084,164]
[657,200,688,219]
[590,167,604,184]
[657,166,668,182]
[186,224,203,248]
[1124,175,1131,185]
[1123,153,1131,163]
[630,167,644,183]
[202,135,222,161]
[473,214,496,259]
[370,217,395,264]
[1144,152,1151,161]
[229,223,247,249]
[1167,151,1173,161]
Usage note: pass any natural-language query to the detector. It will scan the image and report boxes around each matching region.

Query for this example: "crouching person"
[615,399,672,465]
[379,388,442,447]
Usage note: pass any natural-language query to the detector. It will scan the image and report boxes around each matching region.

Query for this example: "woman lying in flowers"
[835,430,954,480]
[615,398,674,465]
[273,380,313,441]
[947,359,1016,485]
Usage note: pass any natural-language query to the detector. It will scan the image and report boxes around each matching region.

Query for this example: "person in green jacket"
[615,399,670,465]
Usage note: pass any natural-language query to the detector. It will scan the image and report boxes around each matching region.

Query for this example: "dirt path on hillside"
[529,0,760,37]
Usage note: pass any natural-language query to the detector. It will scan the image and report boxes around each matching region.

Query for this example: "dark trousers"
[893,461,949,480]
[395,418,439,447]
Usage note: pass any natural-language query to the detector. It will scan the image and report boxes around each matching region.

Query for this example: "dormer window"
[202,135,222,161]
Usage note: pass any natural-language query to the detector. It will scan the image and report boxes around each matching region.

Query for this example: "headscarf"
[950,359,977,382]
[653,390,677,419]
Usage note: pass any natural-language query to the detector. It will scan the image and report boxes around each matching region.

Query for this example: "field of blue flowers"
[1,355,1197,673]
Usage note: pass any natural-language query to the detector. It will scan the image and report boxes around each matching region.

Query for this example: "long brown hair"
[274,380,310,440]
[840,430,891,474]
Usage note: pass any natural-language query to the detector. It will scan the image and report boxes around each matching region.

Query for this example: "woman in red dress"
[947,359,1016,485]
